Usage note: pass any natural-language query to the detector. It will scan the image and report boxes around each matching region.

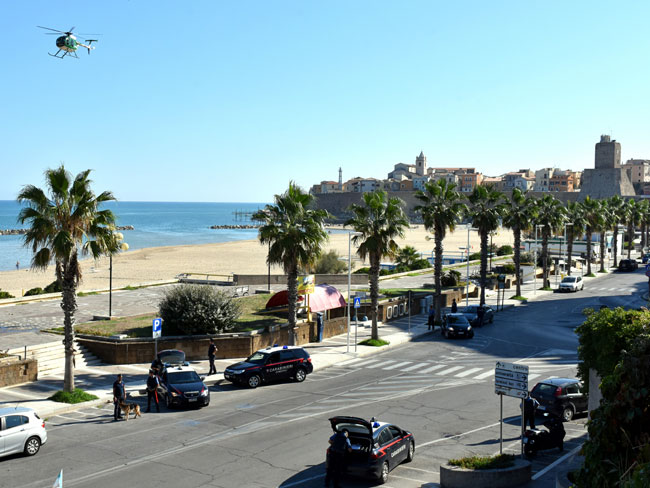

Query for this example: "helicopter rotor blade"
[37,25,66,34]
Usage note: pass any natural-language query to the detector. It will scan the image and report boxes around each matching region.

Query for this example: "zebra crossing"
[589,286,638,293]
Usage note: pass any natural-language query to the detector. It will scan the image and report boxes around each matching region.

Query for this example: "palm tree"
[536,194,566,288]
[565,200,586,277]
[414,179,466,322]
[346,191,409,340]
[598,199,610,273]
[582,196,603,276]
[253,182,329,346]
[624,199,641,259]
[17,165,118,393]
[395,245,420,270]
[467,185,504,305]
[502,188,537,297]
[607,195,625,267]
[637,199,650,253]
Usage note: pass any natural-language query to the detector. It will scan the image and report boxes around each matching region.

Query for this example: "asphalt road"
[3,267,648,488]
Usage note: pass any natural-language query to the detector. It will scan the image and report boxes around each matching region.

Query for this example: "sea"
[0,201,267,272]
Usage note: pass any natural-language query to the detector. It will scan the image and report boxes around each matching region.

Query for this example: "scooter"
[523,413,566,457]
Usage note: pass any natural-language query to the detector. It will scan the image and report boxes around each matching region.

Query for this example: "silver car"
[558,276,584,292]
[0,407,47,458]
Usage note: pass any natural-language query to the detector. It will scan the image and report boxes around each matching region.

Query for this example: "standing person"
[477,305,485,327]
[427,305,435,331]
[208,338,218,375]
[451,298,458,313]
[325,428,352,488]
[15,261,19,270]
[145,370,160,413]
[113,374,125,421]
[523,393,539,429]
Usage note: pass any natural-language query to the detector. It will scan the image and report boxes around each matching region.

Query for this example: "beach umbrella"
[265,284,346,312]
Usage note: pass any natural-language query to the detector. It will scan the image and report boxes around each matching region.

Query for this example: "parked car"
[460,305,494,326]
[0,407,47,458]
[327,416,414,484]
[530,378,588,421]
[151,349,188,375]
[642,253,650,264]
[224,345,313,388]
[618,259,638,272]
[558,276,584,292]
[158,364,210,408]
[441,313,474,339]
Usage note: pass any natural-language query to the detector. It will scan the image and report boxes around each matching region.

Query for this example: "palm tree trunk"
[514,227,522,296]
[480,230,488,306]
[287,264,298,346]
[567,228,574,277]
[369,252,380,341]
[60,260,78,393]
[541,232,549,288]
[434,228,444,324]
[641,221,647,251]
[612,227,619,267]
[627,223,633,259]
[599,231,606,272]
[586,229,593,275]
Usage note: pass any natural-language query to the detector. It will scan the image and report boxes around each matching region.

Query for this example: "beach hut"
[265,284,346,312]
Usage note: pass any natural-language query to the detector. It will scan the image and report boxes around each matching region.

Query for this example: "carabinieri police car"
[223,345,313,388]
[327,416,415,485]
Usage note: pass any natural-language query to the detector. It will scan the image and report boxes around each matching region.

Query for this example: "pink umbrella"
[265,284,347,312]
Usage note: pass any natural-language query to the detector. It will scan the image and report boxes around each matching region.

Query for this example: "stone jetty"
[0,229,27,235]
[210,224,259,229]
[116,225,134,231]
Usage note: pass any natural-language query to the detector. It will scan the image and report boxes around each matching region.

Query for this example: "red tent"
[265,284,347,312]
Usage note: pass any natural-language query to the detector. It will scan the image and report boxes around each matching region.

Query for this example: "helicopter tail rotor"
[85,39,97,54]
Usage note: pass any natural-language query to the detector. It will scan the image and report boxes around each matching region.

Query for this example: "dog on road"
[118,400,142,420]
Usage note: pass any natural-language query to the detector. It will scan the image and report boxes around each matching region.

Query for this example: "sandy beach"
[0,226,514,299]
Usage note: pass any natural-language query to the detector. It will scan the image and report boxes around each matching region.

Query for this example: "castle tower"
[580,135,634,199]
[595,135,621,169]
[415,151,426,176]
[338,167,342,190]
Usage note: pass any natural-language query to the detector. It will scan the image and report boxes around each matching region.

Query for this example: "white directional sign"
[152,318,162,339]
[495,361,529,399]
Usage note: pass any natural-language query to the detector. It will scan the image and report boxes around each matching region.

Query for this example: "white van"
[0,407,47,458]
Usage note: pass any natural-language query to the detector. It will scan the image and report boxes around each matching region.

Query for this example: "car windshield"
[462,306,478,313]
[447,315,469,325]
[246,351,269,364]
[167,371,202,384]
[532,383,559,396]
[562,277,577,283]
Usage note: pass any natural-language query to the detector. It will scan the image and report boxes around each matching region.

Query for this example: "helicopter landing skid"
[48,50,78,59]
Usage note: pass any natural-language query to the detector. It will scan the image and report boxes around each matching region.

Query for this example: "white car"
[0,406,47,458]
[558,275,584,292]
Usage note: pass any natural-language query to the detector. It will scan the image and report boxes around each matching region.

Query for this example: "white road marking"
[418,364,447,374]
[401,363,426,372]
[473,370,494,380]
[355,359,382,367]
[531,444,582,480]
[436,366,464,375]
[527,374,540,381]
[336,358,365,366]
[455,367,483,377]
[383,361,412,370]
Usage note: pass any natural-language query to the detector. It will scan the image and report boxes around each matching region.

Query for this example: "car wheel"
[490,315,494,324]
[562,405,575,422]
[405,441,415,462]
[378,461,390,484]
[24,436,41,456]
[524,444,534,457]
[247,374,261,389]
[468,331,474,339]
[294,368,306,383]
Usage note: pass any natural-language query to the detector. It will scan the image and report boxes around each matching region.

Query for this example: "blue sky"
[2,1,650,202]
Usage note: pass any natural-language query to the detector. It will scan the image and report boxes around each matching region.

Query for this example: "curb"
[440,459,531,488]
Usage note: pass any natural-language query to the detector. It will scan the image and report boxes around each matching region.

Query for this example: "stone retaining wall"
[233,274,368,285]
[0,359,38,387]
[440,459,531,488]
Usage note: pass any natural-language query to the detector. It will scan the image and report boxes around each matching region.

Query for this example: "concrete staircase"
[6,340,103,377]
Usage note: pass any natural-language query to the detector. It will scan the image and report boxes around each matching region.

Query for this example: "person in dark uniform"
[451,298,458,313]
[477,305,485,327]
[427,305,435,331]
[113,374,125,421]
[325,428,352,488]
[146,370,160,413]
[208,338,218,375]
[523,393,539,429]
[151,355,163,376]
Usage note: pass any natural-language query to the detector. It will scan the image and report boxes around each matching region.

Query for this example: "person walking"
[146,370,160,413]
[208,338,218,375]
[523,393,539,429]
[477,305,485,327]
[451,298,458,313]
[113,374,125,421]
[427,305,435,331]
[325,428,352,488]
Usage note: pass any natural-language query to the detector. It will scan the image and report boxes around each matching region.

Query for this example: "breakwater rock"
[210,224,260,230]
[0,229,27,235]
[116,225,134,231]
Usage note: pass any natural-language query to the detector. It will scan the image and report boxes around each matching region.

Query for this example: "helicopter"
[37,26,99,59]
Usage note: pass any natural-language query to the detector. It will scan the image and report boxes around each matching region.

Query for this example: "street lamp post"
[346,231,361,353]
[533,224,544,295]
[109,232,129,318]
[564,222,573,277]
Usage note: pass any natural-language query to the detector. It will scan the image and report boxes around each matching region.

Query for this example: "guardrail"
[176,273,235,285]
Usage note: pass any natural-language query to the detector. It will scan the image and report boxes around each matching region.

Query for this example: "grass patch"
[540,286,553,291]
[77,291,100,297]
[358,338,390,347]
[49,389,99,404]
[448,454,515,470]
[510,295,527,301]
[597,269,608,273]
[585,273,596,277]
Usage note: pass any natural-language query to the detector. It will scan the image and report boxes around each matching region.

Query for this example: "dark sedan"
[618,259,638,271]
[460,305,494,326]
[158,365,210,408]
[327,416,414,485]
[530,377,588,421]
[442,313,474,339]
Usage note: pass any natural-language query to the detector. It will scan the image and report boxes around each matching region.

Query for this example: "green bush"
[441,270,462,287]
[308,250,347,274]
[496,245,513,256]
[44,281,61,293]
[468,252,482,261]
[159,285,242,335]
[358,338,389,347]
[411,258,431,270]
[519,252,534,265]
[448,454,515,470]
[49,388,98,404]
[0,289,14,299]
[501,263,516,274]
[24,287,44,296]
[353,266,370,274]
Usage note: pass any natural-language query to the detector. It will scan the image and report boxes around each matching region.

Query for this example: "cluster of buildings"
[310,136,650,197]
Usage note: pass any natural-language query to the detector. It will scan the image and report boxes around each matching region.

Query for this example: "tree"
[395,245,420,270]
[536,194,566,288]
[309,250,347,275]
[582,196,603,276]
[607,195,625,268]
[346,191,409,340]
[565,200,586,277]
[502,188,537,297]
[252,182,329,345]
[637,199,650,253]
[414,179,466,322]
[17,165,118,393]
[624,198,641,259]
[467,185,504,305]
[598,199,610,273]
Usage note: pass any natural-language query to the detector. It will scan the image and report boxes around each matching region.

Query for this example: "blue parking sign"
[153,318,162,338]
[353,297,361,309]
